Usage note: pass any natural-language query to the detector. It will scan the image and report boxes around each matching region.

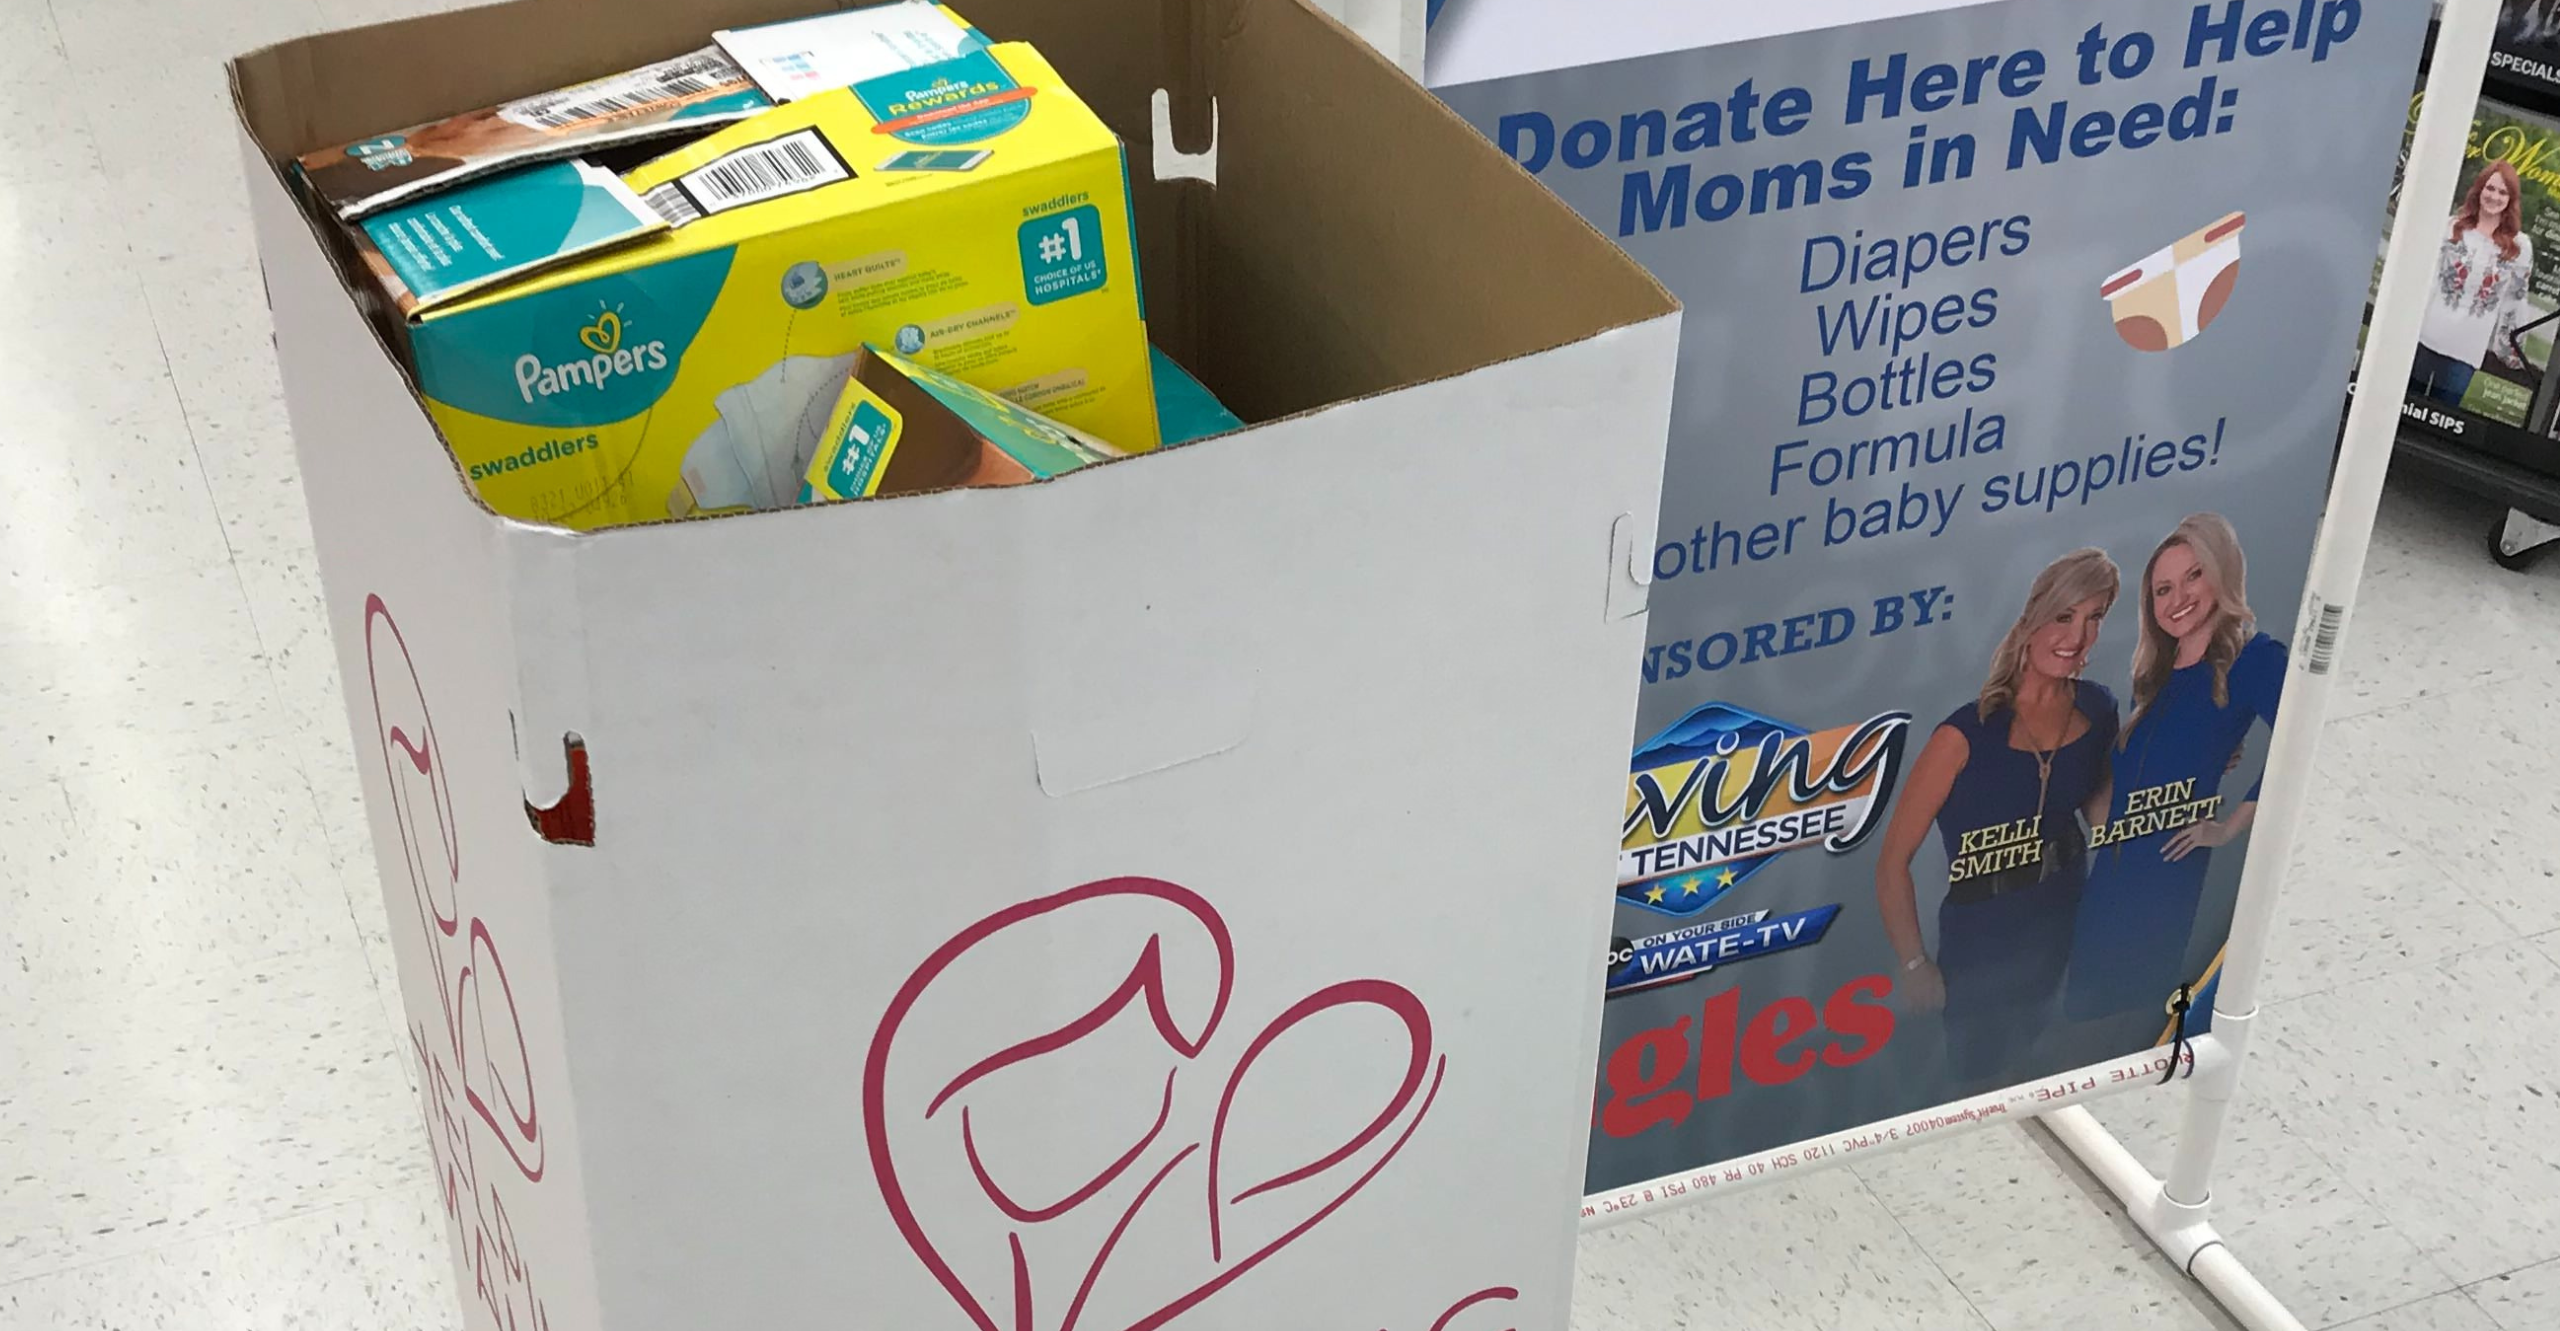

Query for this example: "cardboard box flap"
[1191,0,1673,421]
[501,524,593,812]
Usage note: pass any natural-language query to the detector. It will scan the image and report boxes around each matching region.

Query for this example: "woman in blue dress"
[1876,548,2120,1092]
[2068,512,2286,1030]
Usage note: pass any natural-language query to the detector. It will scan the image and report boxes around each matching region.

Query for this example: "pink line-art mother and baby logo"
[866,877,1522,1331]
[361,594,1515,1331]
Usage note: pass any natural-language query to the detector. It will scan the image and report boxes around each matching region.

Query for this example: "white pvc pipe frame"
[1570,3,2502,1329]
[1307,0,1427,77]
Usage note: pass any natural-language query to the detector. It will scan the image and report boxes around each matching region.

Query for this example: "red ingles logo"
[1620,703,1911,917]
[1595,974,1899,1140]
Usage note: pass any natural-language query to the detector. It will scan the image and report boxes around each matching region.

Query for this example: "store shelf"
[2394,424,2560,525]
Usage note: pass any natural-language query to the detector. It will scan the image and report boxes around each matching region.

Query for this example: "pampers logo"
[886,74,1006,118]
[1620,702,1909,918]
[411,247,729,431]
[514,304,671,405]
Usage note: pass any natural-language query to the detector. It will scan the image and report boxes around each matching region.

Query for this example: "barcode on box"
[643,184,704,227]
[667,128,852,217]
[496,50,753,132]
[511,79,724,129]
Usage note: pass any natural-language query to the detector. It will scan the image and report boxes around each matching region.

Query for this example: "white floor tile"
[0,238,240,596]
[2466,1257,2560,1330]
[0,566,288,789]
[0,939,427,1285]
[2247,942,2560,1285]
[2082,1085,2460,1327]
[0,424,237,597]
[0,15,104,187]
[2332,1292,2505,1331]
[0,1189,455,1330]
[1854,1124,2233,1331]
[50,0,328,78]
[2330,475,2556,718]
[224,551,379,982]
[0,174,158,315]
[2254,762,2518,1003]
[313,0,470,28]
[147,269,326,572]
[67,57,277,286]
[116,153,272,285]
[2318,676,2560,937]
[1572,1168,1990,1331]
[3,745,367,1001]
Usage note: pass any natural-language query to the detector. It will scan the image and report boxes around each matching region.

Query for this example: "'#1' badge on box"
[801,381,905,503]
[1019,204,1105,305]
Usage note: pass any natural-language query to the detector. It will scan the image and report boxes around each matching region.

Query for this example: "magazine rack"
[1560,2,2503,1329]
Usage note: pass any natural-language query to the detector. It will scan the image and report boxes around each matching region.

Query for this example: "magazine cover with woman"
[1432,0,2433,1194]
[2398,96,2560,451]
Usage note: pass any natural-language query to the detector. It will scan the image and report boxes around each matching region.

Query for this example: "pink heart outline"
[1204,979,1434,1259]
[865,876,1445,1331]
[1424,1286,1518,1331]
[1072,1052,1445,1331]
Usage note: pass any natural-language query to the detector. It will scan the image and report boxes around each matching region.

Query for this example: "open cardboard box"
[232,1,1678,1327]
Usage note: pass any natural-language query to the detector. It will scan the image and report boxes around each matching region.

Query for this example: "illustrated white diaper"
[672,353,859,515]
[2099,212,2246,352]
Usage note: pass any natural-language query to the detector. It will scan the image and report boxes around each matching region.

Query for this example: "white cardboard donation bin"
[232,1,1680,1328]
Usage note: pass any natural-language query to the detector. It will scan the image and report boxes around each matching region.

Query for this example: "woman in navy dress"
[2068,513,2286,1028]
[1876,548,2121,1092]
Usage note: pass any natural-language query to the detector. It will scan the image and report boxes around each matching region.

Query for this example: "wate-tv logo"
[1620,703,1911,916]
[513,303,671,404]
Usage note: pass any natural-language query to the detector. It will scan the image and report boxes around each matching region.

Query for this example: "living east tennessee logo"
[1620,702,1911,917]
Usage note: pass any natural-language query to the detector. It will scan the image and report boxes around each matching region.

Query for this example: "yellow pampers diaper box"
[385,36,1154,529]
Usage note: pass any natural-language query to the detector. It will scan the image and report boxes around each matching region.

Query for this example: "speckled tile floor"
[1,1,2557,1328]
